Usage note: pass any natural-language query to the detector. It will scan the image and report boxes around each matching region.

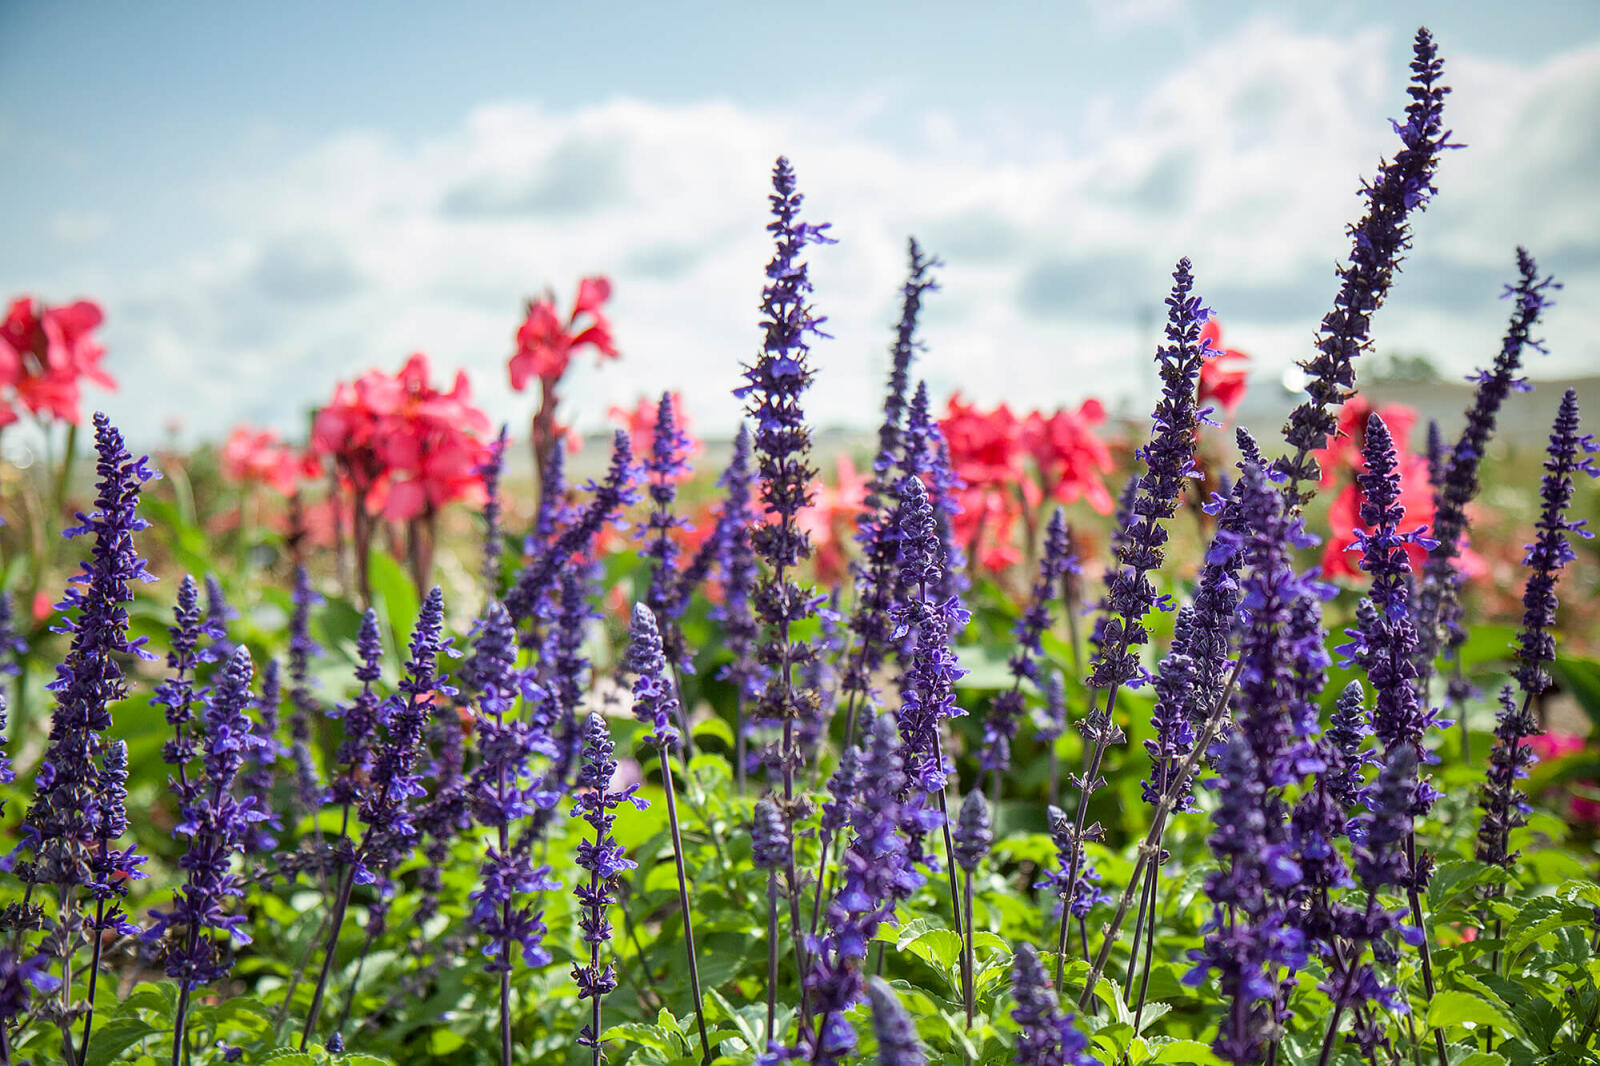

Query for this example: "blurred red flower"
[1528,732,1600,825]
[220,425,318,497]
[799,454,869,588]
[1197,319,1251,417]
[942,393,1111,573]
[312,353,493,523]
[0,296,114,426]
[1020,399,1115,514]
[508,276,618,392]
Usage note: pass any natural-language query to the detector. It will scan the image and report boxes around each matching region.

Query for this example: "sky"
[3,0,1598,448]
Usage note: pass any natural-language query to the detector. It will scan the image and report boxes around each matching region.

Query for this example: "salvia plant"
[0,25,1597,1066]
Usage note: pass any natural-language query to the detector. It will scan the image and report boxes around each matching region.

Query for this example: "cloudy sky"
[4,0,1597,447]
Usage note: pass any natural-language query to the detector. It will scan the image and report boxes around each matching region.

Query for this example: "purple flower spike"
[149,646,266,989]
[1279,27,1455,495]
[20,412,156,898]
[1010,942,1098,1066]
[1478,389,1597,871]
[952,790,992,872]
[1339,413,1442,819]
[571,712,646,1050]
[982,509,1074,784]
[508,431,638,640]
[1417,250,1557,678]
[752,797,790,871]
[626,603,681,753]
[892,475,969,796]
[866,976,926,1066]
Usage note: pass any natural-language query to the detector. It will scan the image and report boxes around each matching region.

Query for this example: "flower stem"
[765,868,780,1047]
[1077,658,1243,1010]
[658,749,712,1064]
[300,863,357,1050]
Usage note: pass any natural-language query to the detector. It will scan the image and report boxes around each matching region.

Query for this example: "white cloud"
[44,18,1600,450]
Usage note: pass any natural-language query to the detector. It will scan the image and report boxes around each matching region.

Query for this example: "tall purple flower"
[571,712,646,1056]
[287,564,329,817]
[844,241,940,708]
[640,392,696,674]
[154,575,210,777]
[1277,28,1454,495]
[1185,736,1308,1065]
[148,646,266,988]
[508,431,638,640]
[1324,680,1375,818]
[1057,260,1210,980]
[357,586,451,883]
[480,425,509,591]
[469,601,559,976]
[240,658,285,854]
[203,574,237,661]
[1417,250,1557,683]
[1478,389,1597,870]
[19,413,156,902]
[983,509,1073,792]
[806,714,933,1066]
[1010,942,1098,1066]
[898,381,966,605]
[1339,414,1442,817]
[734,155,833,797]
[330,609,384,815]
[866,976,926,1066]
[626,604,681,753]
[892,475,969,795]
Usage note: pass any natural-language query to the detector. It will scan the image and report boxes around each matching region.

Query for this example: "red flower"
[1321,450,1436,579]
[799,454,868,587]
[1197,320,1251,417]
[1020,399,1114,514]
[608,391,703,481]
[1528,732,1600,826]
[221,425,317,497]
[508,276,618,392]
[941,393,1113,572]
[312,353,493,523]
[0,296,114,426]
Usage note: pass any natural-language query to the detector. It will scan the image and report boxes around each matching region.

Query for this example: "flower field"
[3,25,1600,1066]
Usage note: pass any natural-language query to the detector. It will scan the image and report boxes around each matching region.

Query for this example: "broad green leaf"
[1552,657,1600,731]
[1426,990,1519,1035]
[85,1017,159,1063]
[1151,1039,1226,1064]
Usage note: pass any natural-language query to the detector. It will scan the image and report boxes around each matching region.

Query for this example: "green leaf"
[1426,990,1520,1035]
[1151,1039,1226,1064]
[902,928,964,971]
[367,549,421,650]
[256,1051,318,1065]
[1553,657,1600,732]
[85,1017,159,1063]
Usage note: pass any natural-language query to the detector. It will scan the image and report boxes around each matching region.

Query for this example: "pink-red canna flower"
[799,454,869,586]
[508,276,618,392]
[221,425,318,497]
[0,296,114,426]
[1197,319,1251,417]
[1020,399,1115,514]
[312,353,493,523]
[1528,732,1600,826]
